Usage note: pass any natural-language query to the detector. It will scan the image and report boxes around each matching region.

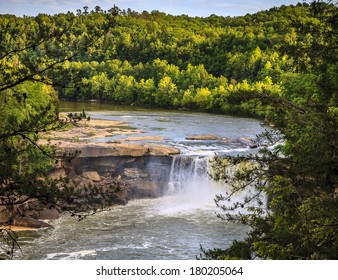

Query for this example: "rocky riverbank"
[1,115,259,231]
[1,118,180,231]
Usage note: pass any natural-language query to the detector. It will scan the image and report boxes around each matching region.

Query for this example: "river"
[18,102,265,260]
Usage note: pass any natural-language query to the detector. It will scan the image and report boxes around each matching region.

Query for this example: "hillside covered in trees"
[1,1,337,259]
[2,2,336,117]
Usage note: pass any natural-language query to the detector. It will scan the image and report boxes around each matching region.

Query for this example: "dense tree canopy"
[0,8,117,258]
[0,1,337,259]
[201,1,338,260]
[2,2,331,117]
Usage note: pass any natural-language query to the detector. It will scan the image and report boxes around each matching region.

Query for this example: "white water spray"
[164,155,265,216]
[157,156,221,215]
[168,156,212,193]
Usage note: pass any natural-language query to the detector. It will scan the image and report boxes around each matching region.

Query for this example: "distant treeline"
[1,2,336,116]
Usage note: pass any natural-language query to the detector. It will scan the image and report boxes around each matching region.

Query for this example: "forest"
[0,1,337,259]
[2,2,330,117]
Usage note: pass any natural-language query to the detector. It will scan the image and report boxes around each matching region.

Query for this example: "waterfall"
[168,156,211,194]
[162,156,221,213]
[165,155,266,214]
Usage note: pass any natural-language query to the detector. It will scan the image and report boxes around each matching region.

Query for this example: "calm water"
[18,102,264,260]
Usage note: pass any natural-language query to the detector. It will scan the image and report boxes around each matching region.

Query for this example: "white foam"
[46,250,96,260]
[98,241,152,252]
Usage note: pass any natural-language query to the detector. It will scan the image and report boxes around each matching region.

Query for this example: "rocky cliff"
[0,116,183,229]
[0,144,179,230]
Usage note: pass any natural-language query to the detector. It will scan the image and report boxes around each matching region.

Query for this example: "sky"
[1,0,305,17]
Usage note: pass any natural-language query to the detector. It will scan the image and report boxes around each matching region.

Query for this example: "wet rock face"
[72,155,173,199]
[0,153,174,229]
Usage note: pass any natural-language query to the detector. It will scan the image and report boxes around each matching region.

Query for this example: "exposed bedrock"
[1,147,176,229]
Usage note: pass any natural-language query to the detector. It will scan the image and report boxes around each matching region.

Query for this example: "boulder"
[82,171,101,182]
[12,217,52,228]
[186,134,219,140]
[143,144,180,156]
[238,137,258,148]
[38,208,60,220]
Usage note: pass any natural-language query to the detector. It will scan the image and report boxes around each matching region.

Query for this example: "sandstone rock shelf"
[2,118,180,230]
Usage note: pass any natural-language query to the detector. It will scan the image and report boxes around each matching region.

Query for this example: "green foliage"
[1,1,337,260]
[0,10,117,258]
[56,58,281,116]
[199,241,252,260]
[0,82,58,178]
[208,1,338,260]
[2,3,322,116]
